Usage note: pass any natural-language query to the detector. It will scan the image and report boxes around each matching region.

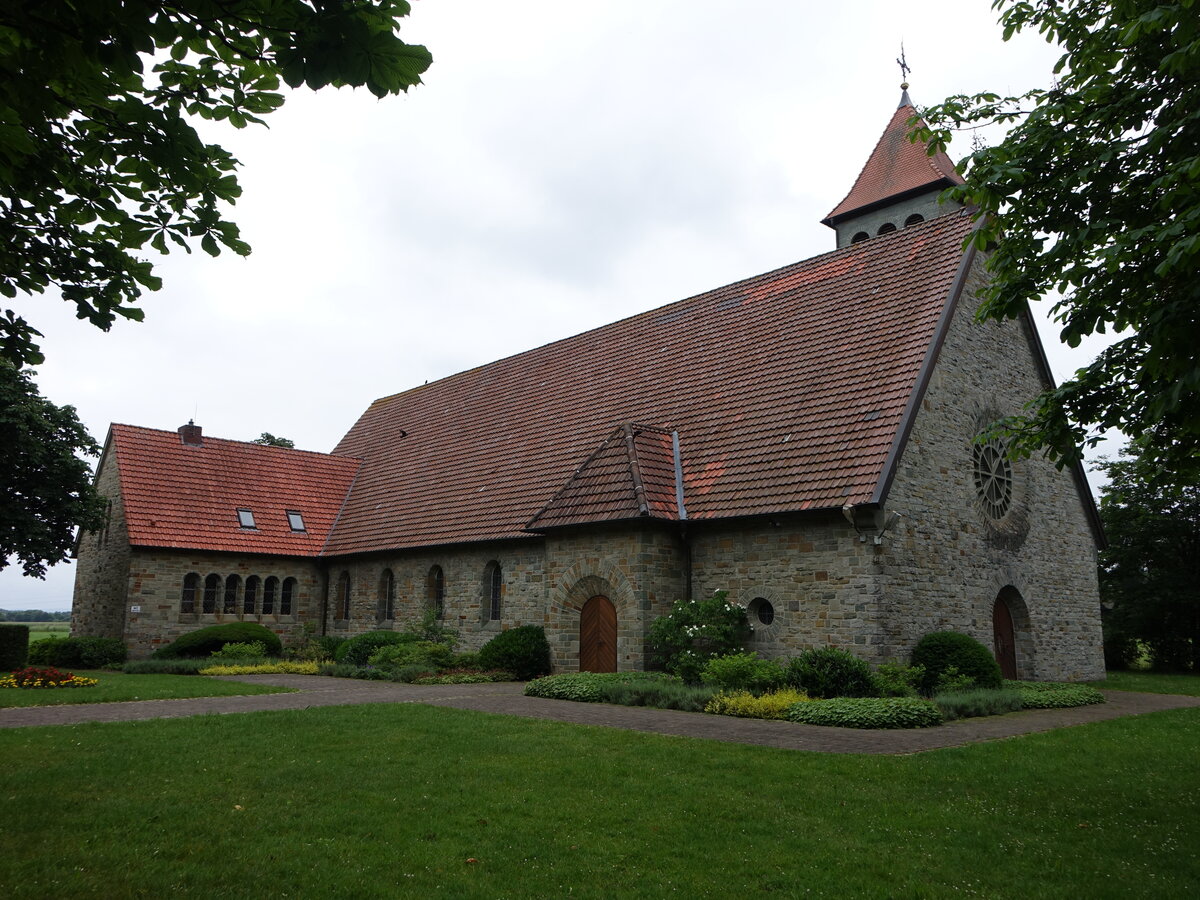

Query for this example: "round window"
[973,437,1013,520]
[751,597,775,627]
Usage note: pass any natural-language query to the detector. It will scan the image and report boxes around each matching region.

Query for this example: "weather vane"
[896,43,911,87]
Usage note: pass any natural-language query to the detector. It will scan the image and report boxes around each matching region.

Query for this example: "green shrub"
[786,697,944,729]
[524,672,678,703]
[700,652,786,695]
[910,632,1002,694]
[646,591,751,683]
[0,624,30,670]
[123,658,213,675]
[1007,681,1106,709]
[477,625,552,680]
[934,666,976,694]
[199,661,320,676]
[317,662,392,680]
[785,647,877,698]
[369,640,455,672]
[413,671,513,685]
[596,679,715,711]
[335,630,415,666]
[209,641,267,660]
[453,651,481,669]
[706,688,810,719]
[872,662,924,698]
[152,623,282,659]
[28,635,79,667]
[934,687,1025,721]
[390,663,439,683]
[290,635,345,662]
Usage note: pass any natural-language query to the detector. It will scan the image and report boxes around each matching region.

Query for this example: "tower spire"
[896,43,913,108]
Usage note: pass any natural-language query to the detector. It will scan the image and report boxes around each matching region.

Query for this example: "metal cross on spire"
[896,43,911,87]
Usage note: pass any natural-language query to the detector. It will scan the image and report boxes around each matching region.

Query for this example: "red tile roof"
[326,209,975,554]
[109,425,360,556]
[528,424,682,529]
[823,100,964,225]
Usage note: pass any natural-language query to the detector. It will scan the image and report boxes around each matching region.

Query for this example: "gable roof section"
[823,100,964,226]
[109,424,361,556]
[528,424,682,530]
[326,210,975,555]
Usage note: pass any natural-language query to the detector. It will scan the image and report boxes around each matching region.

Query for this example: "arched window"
[851,231,869,244]
[281,577,297,616]
[223,574,240,614]
[484,561,502,622]
[203,574,221,614]
[243,576,260,615]
[877,222,897,235]
[337,572,352,621]
[904,213,925,227]
[181,573,200,614]
[427,565,445,619]
[378,569,395,621]
[262,576,278,615]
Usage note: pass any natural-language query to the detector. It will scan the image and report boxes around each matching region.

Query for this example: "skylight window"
[286,510,306,532]
[237,508,256,529]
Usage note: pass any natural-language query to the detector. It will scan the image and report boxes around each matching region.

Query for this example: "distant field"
[5,622,71,642]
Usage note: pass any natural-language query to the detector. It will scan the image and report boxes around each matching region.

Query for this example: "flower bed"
[1,666,99,689]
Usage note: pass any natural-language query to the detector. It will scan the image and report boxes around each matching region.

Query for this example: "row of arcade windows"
[333,562,504,623]
[180,573,297,616]
[850,213,925,244]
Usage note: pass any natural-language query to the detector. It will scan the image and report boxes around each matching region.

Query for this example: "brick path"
[2,675,1198,754]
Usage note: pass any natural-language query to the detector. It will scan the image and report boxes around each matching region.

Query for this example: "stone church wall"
[878,254,1104,681]
[118,550,324,658]
[71,447,132,641]
[689,514,884,662]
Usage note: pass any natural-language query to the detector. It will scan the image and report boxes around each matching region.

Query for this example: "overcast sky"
[3,1,1117,611]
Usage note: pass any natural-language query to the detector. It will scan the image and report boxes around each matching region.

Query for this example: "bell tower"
[821,82,965,249]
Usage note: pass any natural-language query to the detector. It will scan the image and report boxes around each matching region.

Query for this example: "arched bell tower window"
[877,222,897,235]
[904,213,925,226]
[851,231,869,244]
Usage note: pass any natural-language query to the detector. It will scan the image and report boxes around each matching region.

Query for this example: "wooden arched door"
[992,596,1017,679]
[580,595,617,672]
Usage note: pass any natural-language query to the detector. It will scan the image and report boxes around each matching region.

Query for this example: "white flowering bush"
[646,591,751,684]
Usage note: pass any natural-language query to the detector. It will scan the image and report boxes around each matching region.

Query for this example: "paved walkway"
[3,674,1198,754]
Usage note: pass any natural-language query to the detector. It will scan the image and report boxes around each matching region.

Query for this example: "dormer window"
[286,510,306,532]
[237,508,257,529]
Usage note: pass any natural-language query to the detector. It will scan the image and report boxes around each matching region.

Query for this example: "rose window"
[973,437,1013,520]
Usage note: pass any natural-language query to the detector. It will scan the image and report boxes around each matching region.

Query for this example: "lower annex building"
[71,91,1105,679]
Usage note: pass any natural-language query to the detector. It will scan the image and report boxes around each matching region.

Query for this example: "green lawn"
[0,671,292,707]
[1089,670,1200,696]
[14,622,70,643]
[0,702,1197,898]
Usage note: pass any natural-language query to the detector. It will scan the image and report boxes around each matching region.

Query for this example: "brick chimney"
[178,420,203,446]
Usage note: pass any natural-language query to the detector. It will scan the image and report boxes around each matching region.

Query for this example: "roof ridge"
[110,422,356,462]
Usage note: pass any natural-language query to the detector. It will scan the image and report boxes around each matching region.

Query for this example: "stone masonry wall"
[690,514,884,662]
[120,550,324,658]
[878,253,1105,681]
[71,444,132,641]
[324,538,546,651]
[543,526,687,672]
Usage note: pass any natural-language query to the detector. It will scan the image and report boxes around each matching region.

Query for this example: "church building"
[71,90,1106,680]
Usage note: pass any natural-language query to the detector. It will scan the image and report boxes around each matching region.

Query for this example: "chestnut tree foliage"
[0,361,106,577]
[0,0,431,366]
[0,2,430,576]
[917,1,1200,477]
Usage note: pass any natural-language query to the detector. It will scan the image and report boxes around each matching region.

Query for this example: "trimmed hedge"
[524,672,680,703]
[1007,681,1106,709]
[334,630,416,666]
[152,623,282,659]
[124,658,213,675]
[910,631,1002,693]
[786,697,944,729]
[27,635,127,669]
[785,647,877,698]
[0,624,30,670]
[477,625,552,680]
